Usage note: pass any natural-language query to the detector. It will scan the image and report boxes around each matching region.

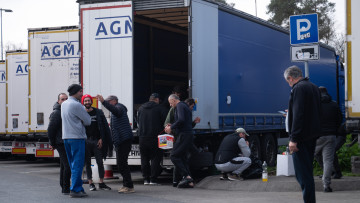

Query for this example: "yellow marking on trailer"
[347,41,352,101]
[28,38,31,67]
[6,52,27,56]
[12,148,26,154]
[348,107,360,117]
[29,29,79,36]
[36,149,54,157]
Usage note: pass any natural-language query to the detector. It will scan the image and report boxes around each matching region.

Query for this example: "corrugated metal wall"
[134,0,185,10]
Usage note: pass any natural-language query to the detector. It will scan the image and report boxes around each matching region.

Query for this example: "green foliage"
[336,134,360,172]
[313,134,360,175]
[266,0,336,43]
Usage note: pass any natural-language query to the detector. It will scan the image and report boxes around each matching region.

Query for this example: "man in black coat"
[284,66,321,203]
[96,94,134,194]
[165,94,194,188]
[137,93,168,185]
[314,87,342,192]
[81,94,113,191]
[47,93,70,195]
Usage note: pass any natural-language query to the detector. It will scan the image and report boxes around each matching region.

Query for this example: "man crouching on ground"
[215,128,251,180]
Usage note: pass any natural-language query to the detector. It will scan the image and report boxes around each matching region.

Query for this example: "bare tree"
[329,33,345,62]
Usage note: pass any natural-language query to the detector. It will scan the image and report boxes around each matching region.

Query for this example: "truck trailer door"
[190,0,219,129]
[80,1,134,126]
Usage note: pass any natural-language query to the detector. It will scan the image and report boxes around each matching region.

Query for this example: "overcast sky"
[0,0,345,53]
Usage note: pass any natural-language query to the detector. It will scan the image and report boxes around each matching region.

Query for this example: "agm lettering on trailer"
[41,41,80,60]
[95,16,132,40]
[15,61,28,76]
[0,71,5,83]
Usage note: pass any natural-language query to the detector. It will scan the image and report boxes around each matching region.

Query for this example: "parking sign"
[290,13,319,45]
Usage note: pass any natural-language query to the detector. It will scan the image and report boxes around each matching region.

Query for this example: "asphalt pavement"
[1,158,360,203]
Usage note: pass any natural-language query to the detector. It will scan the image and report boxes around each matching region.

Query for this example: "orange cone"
[104,165,119,180]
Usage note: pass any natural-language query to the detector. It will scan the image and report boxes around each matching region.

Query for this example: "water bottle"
[286,146,289,155]
[262,161,268,182]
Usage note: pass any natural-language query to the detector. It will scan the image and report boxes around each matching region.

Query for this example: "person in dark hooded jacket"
[47,93,70,194]
[314,86,342,193]
[137,93,168,185]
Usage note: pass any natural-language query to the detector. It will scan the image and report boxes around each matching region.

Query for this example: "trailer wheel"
[248,134,261,160]
[261,134,277,167]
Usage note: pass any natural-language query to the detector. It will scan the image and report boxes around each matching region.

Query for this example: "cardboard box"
[158,134,174,149]
[276,154,295,176]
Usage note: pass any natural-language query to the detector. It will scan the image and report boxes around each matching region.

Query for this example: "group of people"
[47,65,346,202]
[47,83,202,197]
[48,84,135,198]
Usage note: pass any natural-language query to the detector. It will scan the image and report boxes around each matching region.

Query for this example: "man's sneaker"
[89,183,96,191]
[99,183,111,190]
[220,173,229,180]
[333,173,343,179]
[150,181,160,185]
[177,177,194,188]
[118,187,135,193]
[80,191,88,197]
[144,180,150,185]
[228,173,242,181]
[173,182,178,187]
[324,187,333,193]
[69,191,87,198]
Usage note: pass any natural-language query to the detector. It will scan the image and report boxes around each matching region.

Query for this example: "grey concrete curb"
[195,175,360,192]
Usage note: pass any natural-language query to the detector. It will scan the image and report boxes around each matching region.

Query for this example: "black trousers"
[139,137,163,182]
[85,139,105,180]
[116,139,134,188]
[56,144,71,193]
[170,132,193,178]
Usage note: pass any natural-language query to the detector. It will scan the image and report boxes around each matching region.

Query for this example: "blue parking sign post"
[289,13,319,77]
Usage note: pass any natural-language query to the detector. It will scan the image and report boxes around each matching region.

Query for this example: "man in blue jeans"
[61,84,91,198]
[284,66,321,203]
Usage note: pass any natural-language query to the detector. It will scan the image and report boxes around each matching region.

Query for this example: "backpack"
[240,155,263,179]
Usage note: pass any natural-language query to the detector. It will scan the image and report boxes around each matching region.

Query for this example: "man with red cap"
[81,94,113,191]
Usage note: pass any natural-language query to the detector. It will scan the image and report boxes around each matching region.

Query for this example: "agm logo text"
[41,41,80,60]
[95,16,132,40]
[0,71,5,83]
[15,62,28,76]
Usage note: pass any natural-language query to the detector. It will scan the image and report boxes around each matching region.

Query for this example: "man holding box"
[165,94,194,188]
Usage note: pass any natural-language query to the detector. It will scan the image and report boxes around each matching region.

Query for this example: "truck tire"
[248,134,261,160]
[261,134,277,167]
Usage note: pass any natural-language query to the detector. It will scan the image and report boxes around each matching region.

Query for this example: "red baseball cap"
[81,94,93,105]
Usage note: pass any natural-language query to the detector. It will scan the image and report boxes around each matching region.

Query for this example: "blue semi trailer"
[77,0,344,167]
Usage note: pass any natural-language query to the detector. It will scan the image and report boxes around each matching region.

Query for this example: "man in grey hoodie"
[61,84,91,198]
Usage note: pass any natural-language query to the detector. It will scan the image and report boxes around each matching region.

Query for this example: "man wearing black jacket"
[47,93,70,195]
[165,94,194,188]
[284,66,321,203]
[81,94,113,191]
[314,87,342,192]
[96,94,134,194]
[137,93,168,185]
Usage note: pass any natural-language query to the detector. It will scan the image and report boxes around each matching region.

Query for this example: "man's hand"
[289,141,299,153]
[97,139,103,149]
[96,95,104,103]
[165,125,171,134]
[194,117,200,124]
[50,145,55,150]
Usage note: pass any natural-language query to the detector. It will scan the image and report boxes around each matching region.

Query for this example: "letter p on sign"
[290,13,318,45]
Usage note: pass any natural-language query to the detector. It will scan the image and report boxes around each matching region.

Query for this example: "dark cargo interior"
[133,7,189,111]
